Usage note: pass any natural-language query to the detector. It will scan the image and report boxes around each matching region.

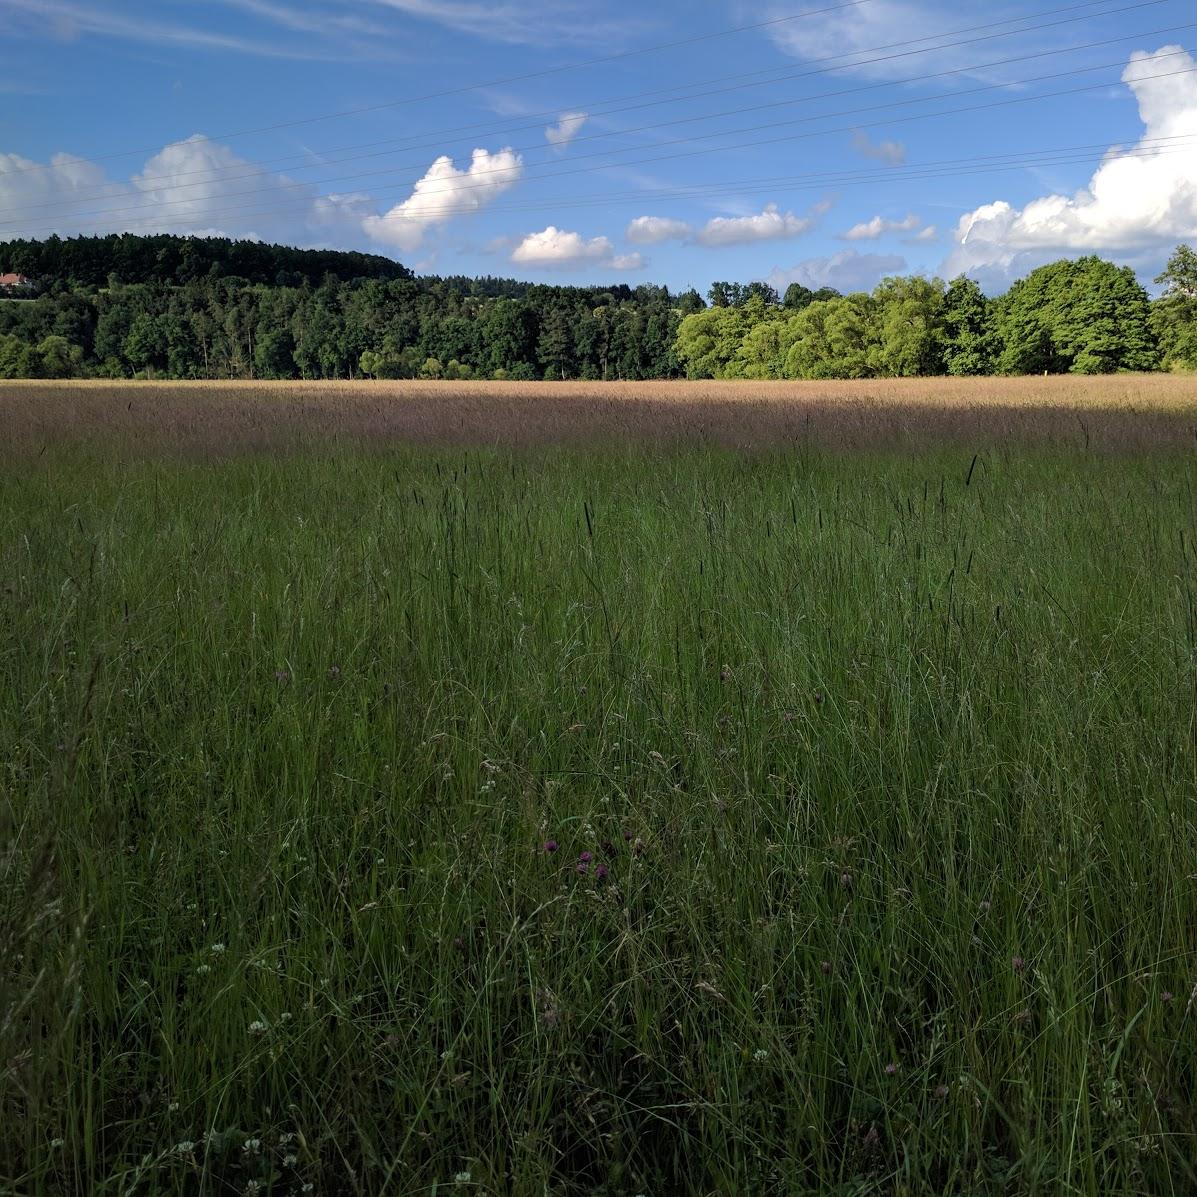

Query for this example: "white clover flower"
[454,1172,472,1185]
[283,1153,298,1167]
[243,1137,262,1152]
[753,1049,769,1063]
[50,1138,64,1149]
[195,964,211,976]
[248,1020,269,1036]
[209,943,226,955]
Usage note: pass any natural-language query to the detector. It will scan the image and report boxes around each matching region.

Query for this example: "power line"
[4,0,1162,205]
[6,35,1191,233]
[7,95,1192,242]
[0,0,887,178]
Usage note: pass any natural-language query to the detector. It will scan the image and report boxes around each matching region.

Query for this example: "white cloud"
[545,111,588,150]
[509,225,641,271]
[767,250,907,294]
[851,130,906,166]
[626,215,693,244]
[907,225,938,243]
[841,213,921,241]
[696,203,814,248]
[945,46,1197,282]
[0,134,329,244]
[362,146,522,251]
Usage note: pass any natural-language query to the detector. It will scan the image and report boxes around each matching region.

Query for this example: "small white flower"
[753,1048,769,1063]
[454,1172,472,1185]
[283,1153,298,1167]
[280,1012,293,1023]
[248,1020,268,1036]
[245,1182,261,1195]
[195,964,211,976]
[167,1101,180,1112]
[209,943,226,955]
[173,1141,195,1154]
[243,1138,262,1153]
[49,1138,64,1149]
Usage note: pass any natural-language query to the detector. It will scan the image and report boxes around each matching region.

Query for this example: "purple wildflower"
[543,840,558,854]
[884,1062,899,1076]
[576,861,589,874]
[1012,955,1026,974]
[578,851,593,863]
[596,864,609,881]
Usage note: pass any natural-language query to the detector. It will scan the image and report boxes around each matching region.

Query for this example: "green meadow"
[3,441,1196,1195]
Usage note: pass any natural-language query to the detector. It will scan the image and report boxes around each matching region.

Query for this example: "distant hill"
[0,233,412,289]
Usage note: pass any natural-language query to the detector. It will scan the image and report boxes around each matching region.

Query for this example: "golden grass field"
[3,374,1197,456]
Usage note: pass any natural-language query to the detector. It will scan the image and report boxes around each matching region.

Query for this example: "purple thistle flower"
[623,830,634,841]
[596,864,609,881]
[1162,990,1174,1002]
[1012,955,1026,974]
[578,851,593,863]
[884,1062,899,1076]
[543,840,558,854]
[576,861,589,874]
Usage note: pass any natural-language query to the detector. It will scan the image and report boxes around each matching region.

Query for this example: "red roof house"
[0,273,31,288]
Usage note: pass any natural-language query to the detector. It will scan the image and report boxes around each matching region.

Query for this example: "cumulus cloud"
[510,226,642,271]
[944,46,1197,282]
[362,146,522,251]
[696,203,815,247]
[841,213,922,241]
[767,250,907,294]
[907,225,938,243]
[0,134,325,243]
[545,111,588,150]
[626,215,693,244]
[851,130,907,166]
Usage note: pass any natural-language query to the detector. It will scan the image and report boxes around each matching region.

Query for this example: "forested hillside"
[1,234,1194,380]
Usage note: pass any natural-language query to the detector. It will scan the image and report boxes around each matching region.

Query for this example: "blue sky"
[1,0,1195,293]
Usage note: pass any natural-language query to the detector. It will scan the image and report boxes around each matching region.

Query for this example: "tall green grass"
[2,444,1196,1195]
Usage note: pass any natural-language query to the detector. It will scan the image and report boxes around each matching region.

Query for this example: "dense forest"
[1,233,1195,381]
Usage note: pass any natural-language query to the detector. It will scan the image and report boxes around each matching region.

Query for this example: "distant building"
[0,272,32,292]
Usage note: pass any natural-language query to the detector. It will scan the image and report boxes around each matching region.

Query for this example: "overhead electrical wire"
[0,0,890,178]
[7,0,1175,208]
[6,35,1192,235]
[8,115,1194,241]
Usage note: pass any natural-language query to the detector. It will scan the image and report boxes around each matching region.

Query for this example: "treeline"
[0,233,411,289]
[680,253,1195,378]
[0,233,1194,381]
